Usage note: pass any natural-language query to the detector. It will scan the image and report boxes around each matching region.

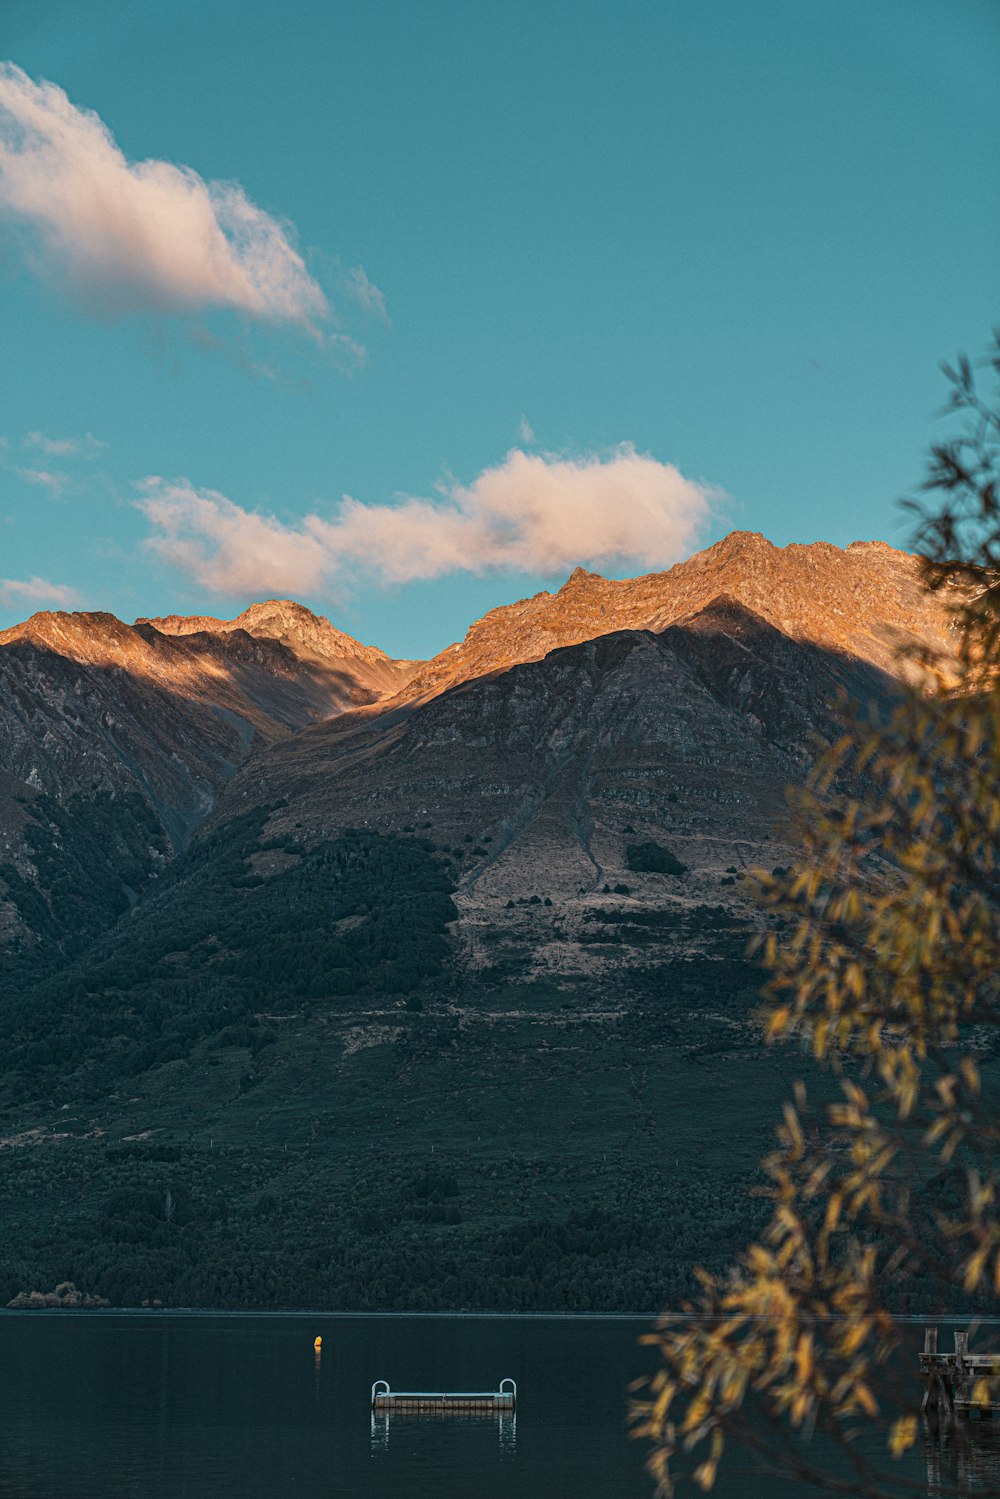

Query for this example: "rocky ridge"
[138,598,416,702]
[391,531,956,708]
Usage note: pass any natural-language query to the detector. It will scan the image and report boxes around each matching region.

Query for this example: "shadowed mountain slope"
[211,595,896,980]
[138,598,415,707]
[0,538,954,959]
[0,603,411,950]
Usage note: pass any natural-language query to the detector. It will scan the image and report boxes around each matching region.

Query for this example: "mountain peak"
[139,598,396,665]
[138,598,325,639]
[0,608,162,666]
[137,599,419,703]
[719,529,771,547]
[704,530,774,562]
[559,566,606,592]
[229,599,325,631]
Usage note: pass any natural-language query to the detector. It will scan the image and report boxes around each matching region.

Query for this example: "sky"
[0,0,996,658]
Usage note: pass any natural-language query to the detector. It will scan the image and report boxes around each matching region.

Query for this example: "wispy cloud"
[137,446,715,598]
[517,415,535,445]
[345,265,389,325]
[0,573,80,608]
[23,430,106,458]
[17,467,67,494]
[185,325,279,382]
[0,62,328,332]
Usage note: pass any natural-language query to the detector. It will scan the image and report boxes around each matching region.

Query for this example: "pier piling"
[920,1328,1000,1422]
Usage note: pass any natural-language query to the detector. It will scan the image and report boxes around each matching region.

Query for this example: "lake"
[2,1312,999,1497]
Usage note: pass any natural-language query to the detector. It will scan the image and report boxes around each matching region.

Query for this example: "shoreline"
[0,1307,993,1323]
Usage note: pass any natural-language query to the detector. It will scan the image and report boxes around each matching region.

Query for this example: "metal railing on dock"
[921,1328,1000,1421]
[371,1378,517,1413]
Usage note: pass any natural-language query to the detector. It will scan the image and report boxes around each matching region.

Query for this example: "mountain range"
[0,532,958,1312]
[0,531,952,953]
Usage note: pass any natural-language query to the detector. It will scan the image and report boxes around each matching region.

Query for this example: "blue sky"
[0,0,996,657]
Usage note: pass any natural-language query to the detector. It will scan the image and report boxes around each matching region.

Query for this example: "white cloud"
[137,446,715,598]
[517,415,535,445]
[23,430,106,457]
[0,62,328,331]
[137,478,329,597]
[0,573,80,608]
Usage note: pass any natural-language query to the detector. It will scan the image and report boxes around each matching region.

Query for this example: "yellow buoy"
[314,1336,322,1350]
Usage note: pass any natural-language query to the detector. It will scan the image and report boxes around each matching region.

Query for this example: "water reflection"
[0,1312,658,1497]
[923,1416,1000,1495]
[371,1408,389,1455]
[371,1409,517,1457]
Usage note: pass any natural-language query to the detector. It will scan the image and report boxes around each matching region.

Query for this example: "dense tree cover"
[1,790,168,956]
[0,811,457,1103]
[0,763,800,1314]
[0,1133,772,1314]
[640,336,1000,1496]
[0,877,809,1314]
[626,842,688,877]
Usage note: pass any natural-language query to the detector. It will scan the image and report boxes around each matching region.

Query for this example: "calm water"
[2,1312,1000,1498]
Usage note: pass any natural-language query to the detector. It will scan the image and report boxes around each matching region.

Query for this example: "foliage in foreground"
[639,334,1000,1496]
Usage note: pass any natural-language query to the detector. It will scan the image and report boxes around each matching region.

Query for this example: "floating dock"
[920,1328,1000,1420]
[371,1378,516,1413]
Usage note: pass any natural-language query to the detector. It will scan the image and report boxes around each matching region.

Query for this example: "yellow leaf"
[959,1057,981,1095]
[693,1458,718,1490]
[889,1414,917,1458]
[796,1332,814,1383]
[855,1383,878,1418]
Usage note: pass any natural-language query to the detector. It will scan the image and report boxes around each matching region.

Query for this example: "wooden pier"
[371,1378,516,1414]
[920,1328,1000,1421]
